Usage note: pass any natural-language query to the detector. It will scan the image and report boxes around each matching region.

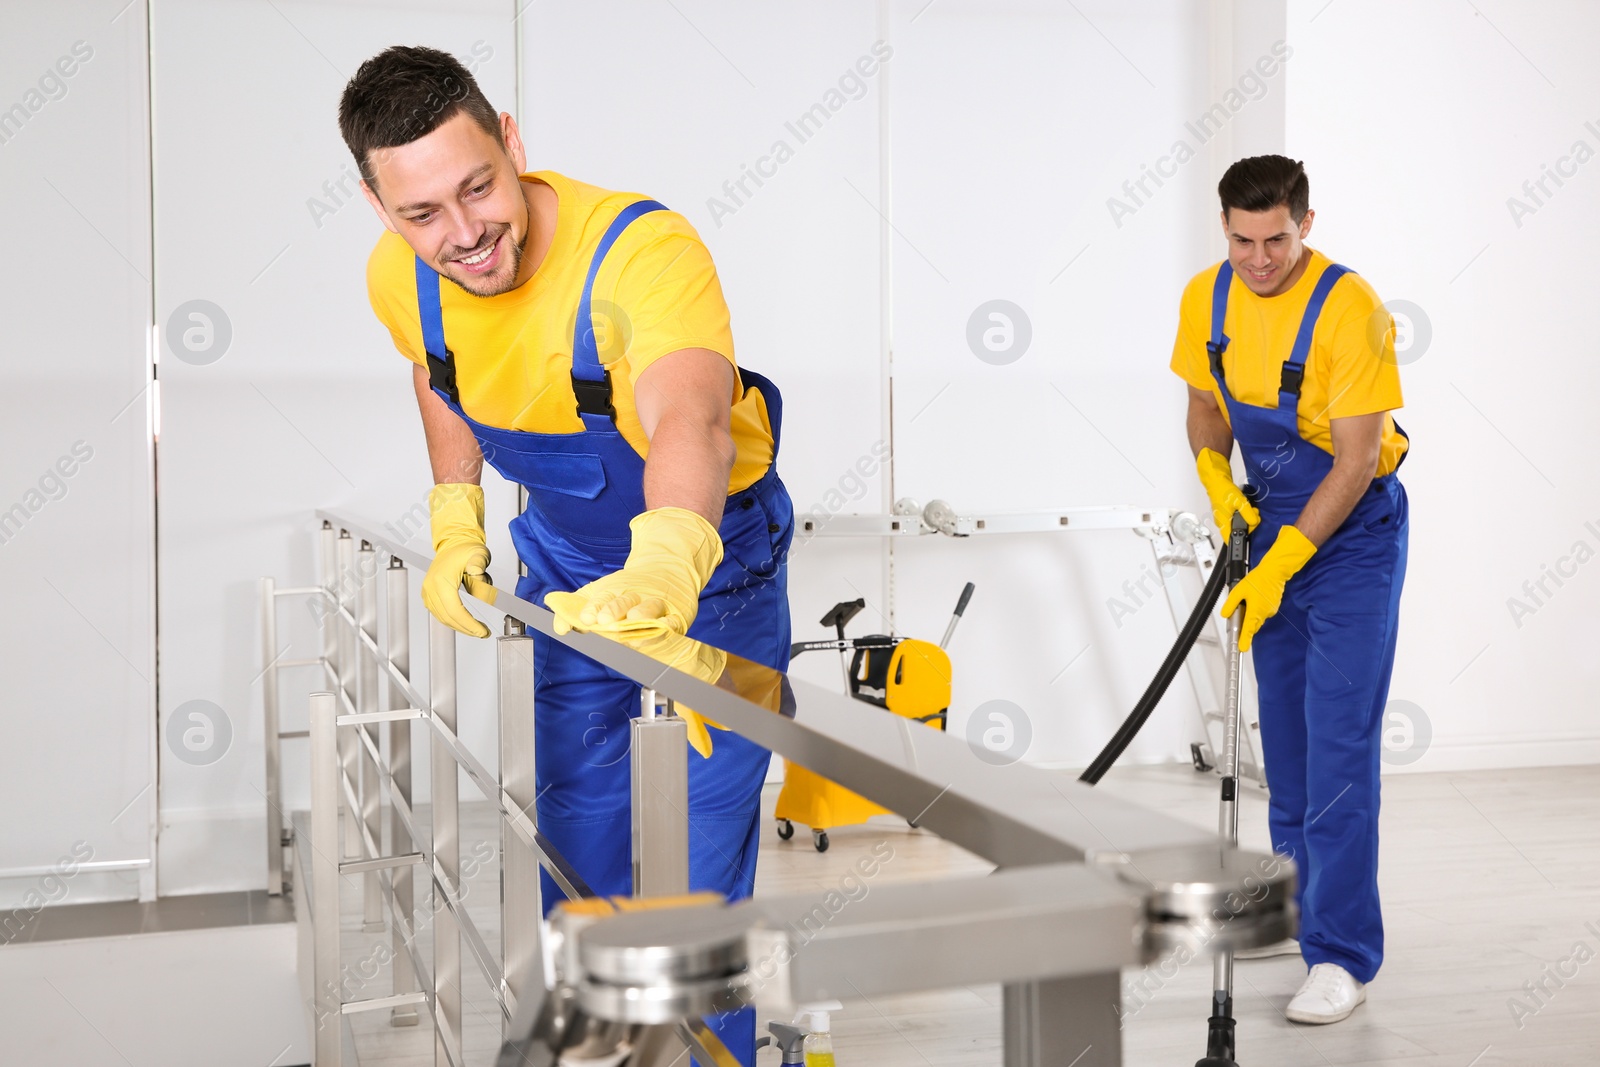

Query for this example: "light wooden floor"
[331,762,1600,1066]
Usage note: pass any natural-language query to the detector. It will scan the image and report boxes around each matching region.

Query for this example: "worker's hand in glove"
[1220,525,1317,652]
[629,629,730,758]
[1196,447,1260,534]
[544,507,723,638]
[421,483,497,639]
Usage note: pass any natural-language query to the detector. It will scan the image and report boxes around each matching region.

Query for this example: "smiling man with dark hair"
[339,44,791,1066]
[1171,154,1411,1025]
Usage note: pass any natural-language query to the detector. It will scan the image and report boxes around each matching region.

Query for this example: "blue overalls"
[415,200,793,1064]
[1206,260,1409,985]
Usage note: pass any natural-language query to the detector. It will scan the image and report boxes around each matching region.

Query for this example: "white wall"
[885,0,1217,766]
[513,0,893,736]
[5,1,1597,902]
[1287,0,1600,768]
[0,1,156,907]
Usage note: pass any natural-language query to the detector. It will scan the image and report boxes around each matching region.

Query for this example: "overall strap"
[1206,261,1234,383]
[414,256,458,405]
[572,199,669,423]
[1279,263,1353,405]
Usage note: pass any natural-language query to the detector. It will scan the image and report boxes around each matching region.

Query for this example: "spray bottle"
[794,1000,842,1066]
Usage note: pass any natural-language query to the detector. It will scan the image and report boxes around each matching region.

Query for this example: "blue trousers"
[518,487,792,1066]
[1251,478,1408,984]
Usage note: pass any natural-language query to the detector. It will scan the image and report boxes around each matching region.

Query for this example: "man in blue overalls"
[342,46,789,1063]
[1170,156,1410,1025]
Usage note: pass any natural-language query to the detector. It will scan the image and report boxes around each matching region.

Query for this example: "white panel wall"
[0,0,156,906]
[516,1,892,701]
[517,1,1250,773]
[1287,0,1600,768]
[8,2,1598,902]
[887,0,1222,767]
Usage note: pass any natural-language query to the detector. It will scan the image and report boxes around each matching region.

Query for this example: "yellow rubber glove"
[1196,447,1261,534]
[545,507,723,638]
[628,629,730,758]
[1220,525,1317,652]
[421,483,497,639]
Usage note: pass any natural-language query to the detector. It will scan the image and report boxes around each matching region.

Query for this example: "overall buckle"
[427,350,459,406]
[572,373,616,419]
[1207,339,1229,379]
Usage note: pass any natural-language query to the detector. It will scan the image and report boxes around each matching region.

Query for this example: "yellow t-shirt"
[366,170,774,493]
[1170,249,1409,477]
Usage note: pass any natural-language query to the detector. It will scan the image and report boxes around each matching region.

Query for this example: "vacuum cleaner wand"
[1196,510,1252,1067]
[1070,507,1256,1065]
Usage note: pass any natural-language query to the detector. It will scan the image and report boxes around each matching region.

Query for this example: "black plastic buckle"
[571,373,616,419]
[1279,361,1306,398]
[427,350,459,406]
[1206,339,1228,378]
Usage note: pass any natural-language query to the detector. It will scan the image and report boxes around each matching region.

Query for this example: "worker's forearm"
[1292,452,1378,546]
[1187,398,1234,459]
[642,417,735,528]
[424,418,484,485]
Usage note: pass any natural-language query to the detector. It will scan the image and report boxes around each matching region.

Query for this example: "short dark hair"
[1218,155,1310,223]
[338,45,503,195]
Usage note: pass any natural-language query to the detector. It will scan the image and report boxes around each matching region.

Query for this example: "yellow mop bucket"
[775,585,971,851]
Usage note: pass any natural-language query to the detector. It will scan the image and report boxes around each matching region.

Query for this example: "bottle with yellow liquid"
[802,1020,834,1066]
[796,1002,841,1067]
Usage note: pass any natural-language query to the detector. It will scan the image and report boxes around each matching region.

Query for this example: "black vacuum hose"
[1079,544,1234,785]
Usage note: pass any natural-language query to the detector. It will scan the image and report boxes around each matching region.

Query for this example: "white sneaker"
[1286,962,1366,1024]
[1234,937,1300,960]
